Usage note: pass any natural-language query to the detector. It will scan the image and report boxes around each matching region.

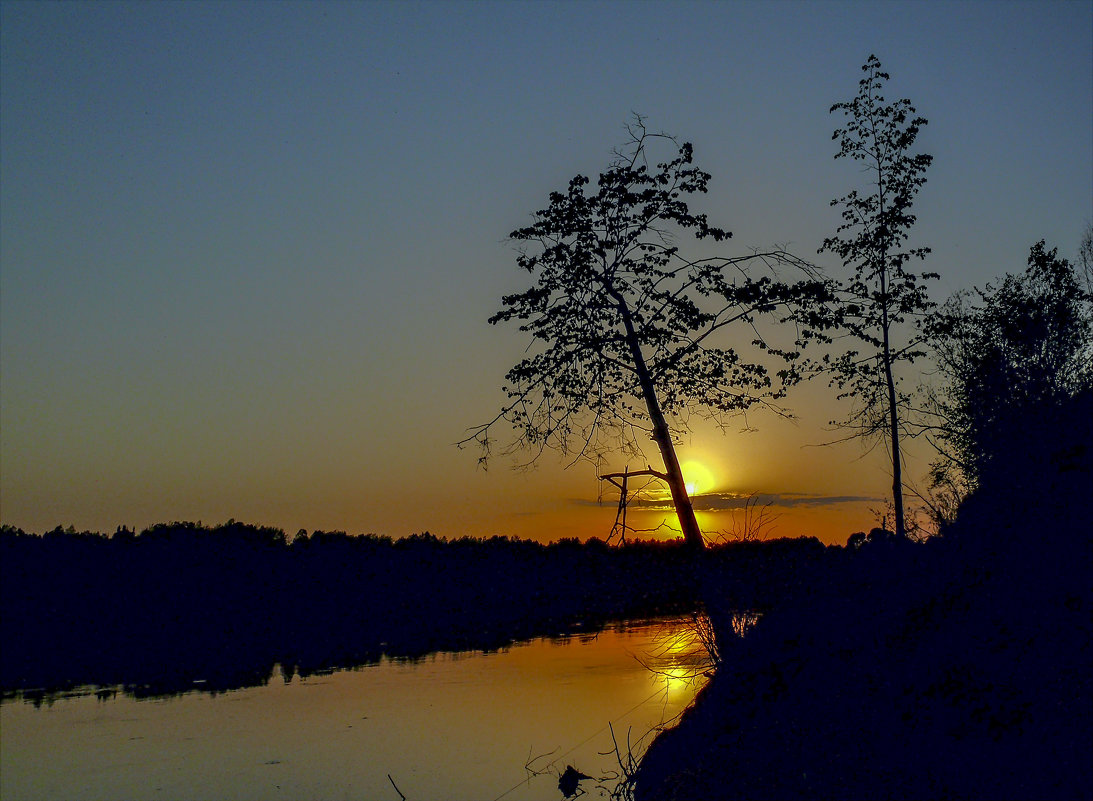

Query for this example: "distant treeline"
[1,523,841,701]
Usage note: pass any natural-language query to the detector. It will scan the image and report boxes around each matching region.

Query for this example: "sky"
[2,1,1090,545]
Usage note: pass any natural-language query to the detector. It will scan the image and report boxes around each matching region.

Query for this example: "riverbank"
[635,511,1092,799]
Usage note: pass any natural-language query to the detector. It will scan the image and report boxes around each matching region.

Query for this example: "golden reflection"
[657,628,694,656]
[2,621,708,801]
[659,666,697,700]
[639,618,716,706]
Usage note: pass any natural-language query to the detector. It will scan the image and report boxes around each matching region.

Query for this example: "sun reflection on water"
[632,616,718,709]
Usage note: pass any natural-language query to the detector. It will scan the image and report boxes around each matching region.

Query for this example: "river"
[1,617,710,801]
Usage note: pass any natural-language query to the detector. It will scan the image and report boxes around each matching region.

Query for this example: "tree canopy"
[464,120,825,547]
[926,238,1093,504]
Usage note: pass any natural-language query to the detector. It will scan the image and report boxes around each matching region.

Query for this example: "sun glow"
[680,460,716,496]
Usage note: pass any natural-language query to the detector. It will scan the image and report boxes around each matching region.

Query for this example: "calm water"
[1,618,710,801]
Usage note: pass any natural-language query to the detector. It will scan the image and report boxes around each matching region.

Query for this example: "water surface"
[1,618,709,801]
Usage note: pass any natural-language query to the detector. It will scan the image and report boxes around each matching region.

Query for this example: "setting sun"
[680,461,716,496]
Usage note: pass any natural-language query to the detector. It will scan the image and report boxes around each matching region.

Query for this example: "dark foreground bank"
[635,500,1092,799]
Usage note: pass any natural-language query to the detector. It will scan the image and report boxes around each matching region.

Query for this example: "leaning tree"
[462,120,825,549]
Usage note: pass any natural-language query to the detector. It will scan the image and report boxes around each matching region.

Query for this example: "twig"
[525,746,559,778]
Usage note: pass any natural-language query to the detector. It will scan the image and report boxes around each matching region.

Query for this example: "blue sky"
[2,1,1090,542]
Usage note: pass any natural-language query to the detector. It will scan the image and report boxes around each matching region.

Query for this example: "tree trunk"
[876,167,906,539]
[649,414,705,550]
[612,294,705,550]
[881,321,906,538]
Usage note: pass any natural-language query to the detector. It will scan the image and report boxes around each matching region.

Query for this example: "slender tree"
[818,55,937,539]
[463,120,824,549]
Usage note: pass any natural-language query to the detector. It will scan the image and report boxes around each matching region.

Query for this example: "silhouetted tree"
[926,239,1093,501]
[816,55,936,539]
[463,119,824,549]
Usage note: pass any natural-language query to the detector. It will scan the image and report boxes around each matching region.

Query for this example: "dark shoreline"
[2,524,835,703]
[0,525,692,700]
[636,516,1092,799]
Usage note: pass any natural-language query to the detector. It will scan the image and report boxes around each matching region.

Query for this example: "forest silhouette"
[0,526,686,700]
[2,524,838,703]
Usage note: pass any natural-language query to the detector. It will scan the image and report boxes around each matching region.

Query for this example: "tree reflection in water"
[2,620,708,801]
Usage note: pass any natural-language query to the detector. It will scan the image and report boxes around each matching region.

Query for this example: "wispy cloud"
[694,492,879,510]
[576,492,880,510]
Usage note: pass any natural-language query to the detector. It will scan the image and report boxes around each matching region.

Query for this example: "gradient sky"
[2,1,1090,544]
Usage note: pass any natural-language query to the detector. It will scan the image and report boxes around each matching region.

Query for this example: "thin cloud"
[578,492,880,511]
